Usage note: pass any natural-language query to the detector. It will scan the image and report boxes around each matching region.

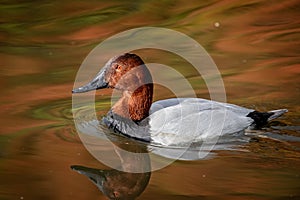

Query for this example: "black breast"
[102,110,151,142]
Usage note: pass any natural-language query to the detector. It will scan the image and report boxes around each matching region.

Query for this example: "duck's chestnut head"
[72,53,152,93]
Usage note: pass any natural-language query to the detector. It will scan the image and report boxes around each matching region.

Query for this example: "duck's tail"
[247,109,288,128]
[267,109,288,121]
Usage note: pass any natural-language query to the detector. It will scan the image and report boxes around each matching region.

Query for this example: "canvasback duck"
[72,53,288,146]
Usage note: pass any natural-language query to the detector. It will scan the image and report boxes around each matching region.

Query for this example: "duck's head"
[72,53,153,94]
[73,53,153,121]
[71,165,151,200]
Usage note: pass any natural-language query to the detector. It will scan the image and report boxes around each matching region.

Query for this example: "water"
[1,0,300,199]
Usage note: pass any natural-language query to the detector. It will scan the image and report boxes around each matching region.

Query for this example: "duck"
[72,53,288,146]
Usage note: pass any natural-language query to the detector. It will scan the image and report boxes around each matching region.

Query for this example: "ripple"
[29,98,79,143]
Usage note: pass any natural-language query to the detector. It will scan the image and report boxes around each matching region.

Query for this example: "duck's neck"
[111,84,153,122]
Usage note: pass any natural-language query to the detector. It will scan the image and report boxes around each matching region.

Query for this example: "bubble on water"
[214,22,220,28]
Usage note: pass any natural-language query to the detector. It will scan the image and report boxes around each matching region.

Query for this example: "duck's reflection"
[71,165,150,200]
[71,139,151,200]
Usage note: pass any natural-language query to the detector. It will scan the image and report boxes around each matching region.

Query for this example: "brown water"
[1,0,300,199]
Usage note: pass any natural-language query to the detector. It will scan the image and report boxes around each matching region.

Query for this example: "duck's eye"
[115,65,122,71]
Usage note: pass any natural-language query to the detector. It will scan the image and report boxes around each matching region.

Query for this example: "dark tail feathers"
[247,109,288,128]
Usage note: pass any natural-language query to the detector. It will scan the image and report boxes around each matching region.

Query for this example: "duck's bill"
[71,165,106,186]
[71,165,104,178]
[72,69,108,93]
